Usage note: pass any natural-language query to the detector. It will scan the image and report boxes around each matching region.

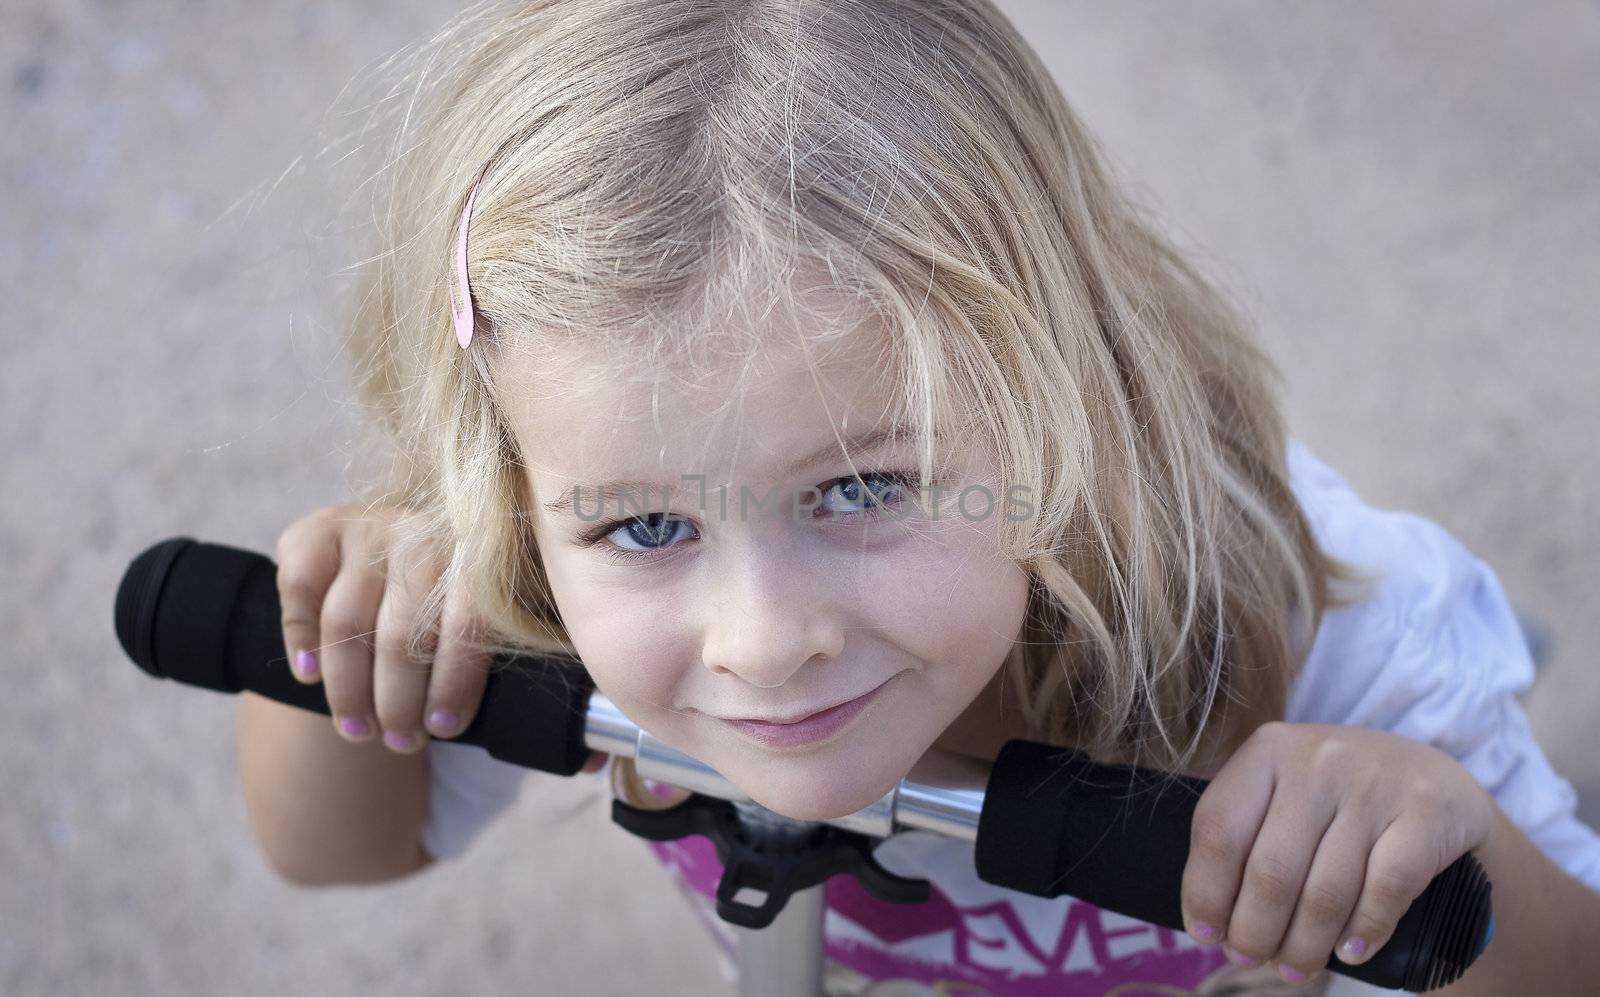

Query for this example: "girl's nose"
[698,549,848,689]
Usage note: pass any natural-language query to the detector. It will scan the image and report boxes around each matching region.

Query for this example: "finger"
[423,571,492,741]
[1181,737,1277,949]
[275,511,342,685]
[1224,784,1337,971]
[1272,810,1369,983]
[1334,814,1448,966]
[318,535,386,744]
[581,752,609,774]
[372,544,445,754]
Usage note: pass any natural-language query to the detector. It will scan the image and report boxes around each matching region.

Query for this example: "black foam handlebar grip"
[114,538,596,776]
[975,739,1492,991]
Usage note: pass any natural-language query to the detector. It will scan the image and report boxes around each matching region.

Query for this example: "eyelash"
[575,468,921,565]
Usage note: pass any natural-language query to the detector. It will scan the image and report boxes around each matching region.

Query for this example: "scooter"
[115,537,1494,994]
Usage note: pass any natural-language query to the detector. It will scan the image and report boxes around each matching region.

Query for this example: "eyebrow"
[540,425,921,515]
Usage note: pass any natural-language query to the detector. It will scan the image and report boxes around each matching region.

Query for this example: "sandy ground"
[3,1,1597,994]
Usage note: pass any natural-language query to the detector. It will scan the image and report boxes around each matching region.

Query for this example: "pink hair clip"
[451,176,483,349]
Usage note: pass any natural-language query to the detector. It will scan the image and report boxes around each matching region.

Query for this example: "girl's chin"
[717,753,908,822]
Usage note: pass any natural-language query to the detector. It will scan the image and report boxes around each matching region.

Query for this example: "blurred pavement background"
[3,1,1597,993]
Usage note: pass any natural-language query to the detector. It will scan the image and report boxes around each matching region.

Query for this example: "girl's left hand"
[1179,721,1494,986]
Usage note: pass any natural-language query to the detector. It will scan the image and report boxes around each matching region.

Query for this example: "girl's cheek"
[545,588,681,711]
[581,635,686,715]
[883,526,1029,658]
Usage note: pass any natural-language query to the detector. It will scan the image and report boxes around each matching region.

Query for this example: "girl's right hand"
[272,503,609,772]
[273,502,491,755]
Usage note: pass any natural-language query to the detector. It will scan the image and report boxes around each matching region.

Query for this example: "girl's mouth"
[718,678,892,750]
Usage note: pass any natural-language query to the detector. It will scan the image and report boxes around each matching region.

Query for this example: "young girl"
[240,0,1600,993]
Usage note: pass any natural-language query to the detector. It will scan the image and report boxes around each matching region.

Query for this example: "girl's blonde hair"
[340,0,1373,792]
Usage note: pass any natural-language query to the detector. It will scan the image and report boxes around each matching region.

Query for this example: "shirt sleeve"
[1383,555,1600,894]
[419,739,614,861]
[1285,439,1600,895]
[419,738,529,861]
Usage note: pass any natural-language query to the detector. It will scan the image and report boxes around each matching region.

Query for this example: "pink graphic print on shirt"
[645,833,1233,996]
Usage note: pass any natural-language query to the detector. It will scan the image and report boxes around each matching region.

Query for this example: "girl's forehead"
[491,327,946,497]
[504,337,903,445]
[497,307,902,426]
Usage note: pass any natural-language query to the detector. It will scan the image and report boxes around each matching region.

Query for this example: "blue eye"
[816,470,912,515]
[575,469,918,564]
[609,513,692,557]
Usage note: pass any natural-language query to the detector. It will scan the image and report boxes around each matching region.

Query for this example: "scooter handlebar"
[116,537,1492,991]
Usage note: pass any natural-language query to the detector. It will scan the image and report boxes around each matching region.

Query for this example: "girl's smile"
[716,671,899,750]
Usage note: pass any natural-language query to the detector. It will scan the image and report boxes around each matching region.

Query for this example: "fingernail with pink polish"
[339,717,369,738]
[1339,936,1367,960]
[1279,964,1308,984]
[295,649,318,676]
[384,731,414,751]
[1223,944,1260,968]
[1190,922,1219,943]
